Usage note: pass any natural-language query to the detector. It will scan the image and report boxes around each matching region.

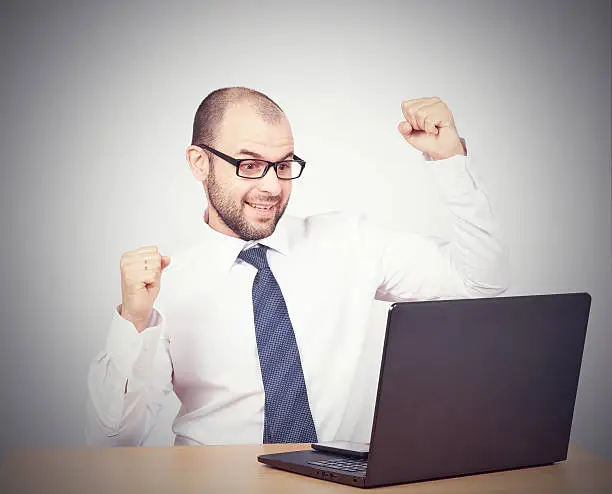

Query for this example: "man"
[86,87,508,447]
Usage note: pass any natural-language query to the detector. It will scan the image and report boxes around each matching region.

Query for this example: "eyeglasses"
[196,143,306,180]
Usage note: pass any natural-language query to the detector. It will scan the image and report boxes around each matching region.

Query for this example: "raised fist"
[119,246,170,332]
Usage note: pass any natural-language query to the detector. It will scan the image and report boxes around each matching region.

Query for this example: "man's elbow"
[464,271,511,298]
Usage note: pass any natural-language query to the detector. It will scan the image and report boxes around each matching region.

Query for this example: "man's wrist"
[117,304,151,333]
[431,138,467,161]
[425,138,467,162]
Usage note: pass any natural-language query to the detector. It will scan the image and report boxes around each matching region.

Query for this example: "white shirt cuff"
[425,143,481,197]
[105,307,163,378]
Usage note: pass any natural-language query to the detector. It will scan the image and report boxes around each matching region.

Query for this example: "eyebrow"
[237,149,294,161]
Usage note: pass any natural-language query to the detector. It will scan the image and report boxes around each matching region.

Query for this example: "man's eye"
[241,161,262,170]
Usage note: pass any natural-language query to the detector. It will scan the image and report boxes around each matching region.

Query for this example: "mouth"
[245,201,278,217]
[246,201,276,210]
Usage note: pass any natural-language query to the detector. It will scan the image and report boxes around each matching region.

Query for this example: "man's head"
[187,87,295,241]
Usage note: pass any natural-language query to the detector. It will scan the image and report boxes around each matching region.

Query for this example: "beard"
[206,165,289,241]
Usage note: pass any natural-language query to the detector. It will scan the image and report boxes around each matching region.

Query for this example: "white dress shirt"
[86,152,509,447]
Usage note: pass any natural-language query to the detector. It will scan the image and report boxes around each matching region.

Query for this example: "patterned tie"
[238,245,318,444]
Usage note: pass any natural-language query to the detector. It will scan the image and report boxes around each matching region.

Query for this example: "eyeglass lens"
[238,160,301,179]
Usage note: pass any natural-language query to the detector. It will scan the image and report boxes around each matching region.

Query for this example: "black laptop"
[258,293,591,488]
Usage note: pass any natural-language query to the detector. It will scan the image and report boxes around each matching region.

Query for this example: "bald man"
[86,87,508,446]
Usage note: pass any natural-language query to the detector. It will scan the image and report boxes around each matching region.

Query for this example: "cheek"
[231,184,256,204]
[214,169,251,204]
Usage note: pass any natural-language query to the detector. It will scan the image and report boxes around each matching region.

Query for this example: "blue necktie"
[238,245,318,444]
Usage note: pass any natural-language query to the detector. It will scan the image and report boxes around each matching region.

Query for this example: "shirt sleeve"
[85,306,174,446]
[364,147,510,301]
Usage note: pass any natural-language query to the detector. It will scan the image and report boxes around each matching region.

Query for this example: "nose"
[256,166,282,195]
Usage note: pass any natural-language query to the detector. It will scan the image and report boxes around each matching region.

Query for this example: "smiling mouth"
[246,201,276,211]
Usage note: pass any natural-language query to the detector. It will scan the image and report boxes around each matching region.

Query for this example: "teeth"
[249,203,273,210]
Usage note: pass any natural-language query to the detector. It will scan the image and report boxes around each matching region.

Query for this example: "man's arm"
[86,246,174,446]
[363,97,509,300]
[366,153,508,301]
[85,308,174,446]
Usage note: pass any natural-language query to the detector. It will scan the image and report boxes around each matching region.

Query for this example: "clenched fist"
[119,246,171,333]
[398,97,466,160]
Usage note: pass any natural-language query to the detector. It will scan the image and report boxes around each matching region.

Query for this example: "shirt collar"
[199,208,290,271]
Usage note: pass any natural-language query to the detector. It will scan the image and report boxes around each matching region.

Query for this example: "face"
[188,103,295,241]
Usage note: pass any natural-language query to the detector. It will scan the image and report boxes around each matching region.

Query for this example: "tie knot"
[238,245,270,271]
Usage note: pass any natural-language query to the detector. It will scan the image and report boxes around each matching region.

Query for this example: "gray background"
[0,0,610,462]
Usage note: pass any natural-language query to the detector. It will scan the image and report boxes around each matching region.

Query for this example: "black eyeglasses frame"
[195,143,306,180]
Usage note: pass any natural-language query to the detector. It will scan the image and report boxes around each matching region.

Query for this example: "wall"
[0,0,610,461]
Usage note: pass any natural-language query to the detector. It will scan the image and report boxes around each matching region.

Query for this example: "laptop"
[258,292,591,488]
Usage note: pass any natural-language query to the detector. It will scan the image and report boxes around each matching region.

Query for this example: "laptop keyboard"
[308,458,368,476]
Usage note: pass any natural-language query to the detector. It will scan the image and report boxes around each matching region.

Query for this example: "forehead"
[216,102,294,154]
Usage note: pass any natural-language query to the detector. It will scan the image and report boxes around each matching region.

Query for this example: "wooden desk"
[1,443,610,493]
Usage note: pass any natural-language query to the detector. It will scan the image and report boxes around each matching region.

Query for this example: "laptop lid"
[365,292,591,486]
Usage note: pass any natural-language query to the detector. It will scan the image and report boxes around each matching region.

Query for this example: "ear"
[186,145,210,182]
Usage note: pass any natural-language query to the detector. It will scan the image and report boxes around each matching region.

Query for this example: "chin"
[248,223,276,240]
